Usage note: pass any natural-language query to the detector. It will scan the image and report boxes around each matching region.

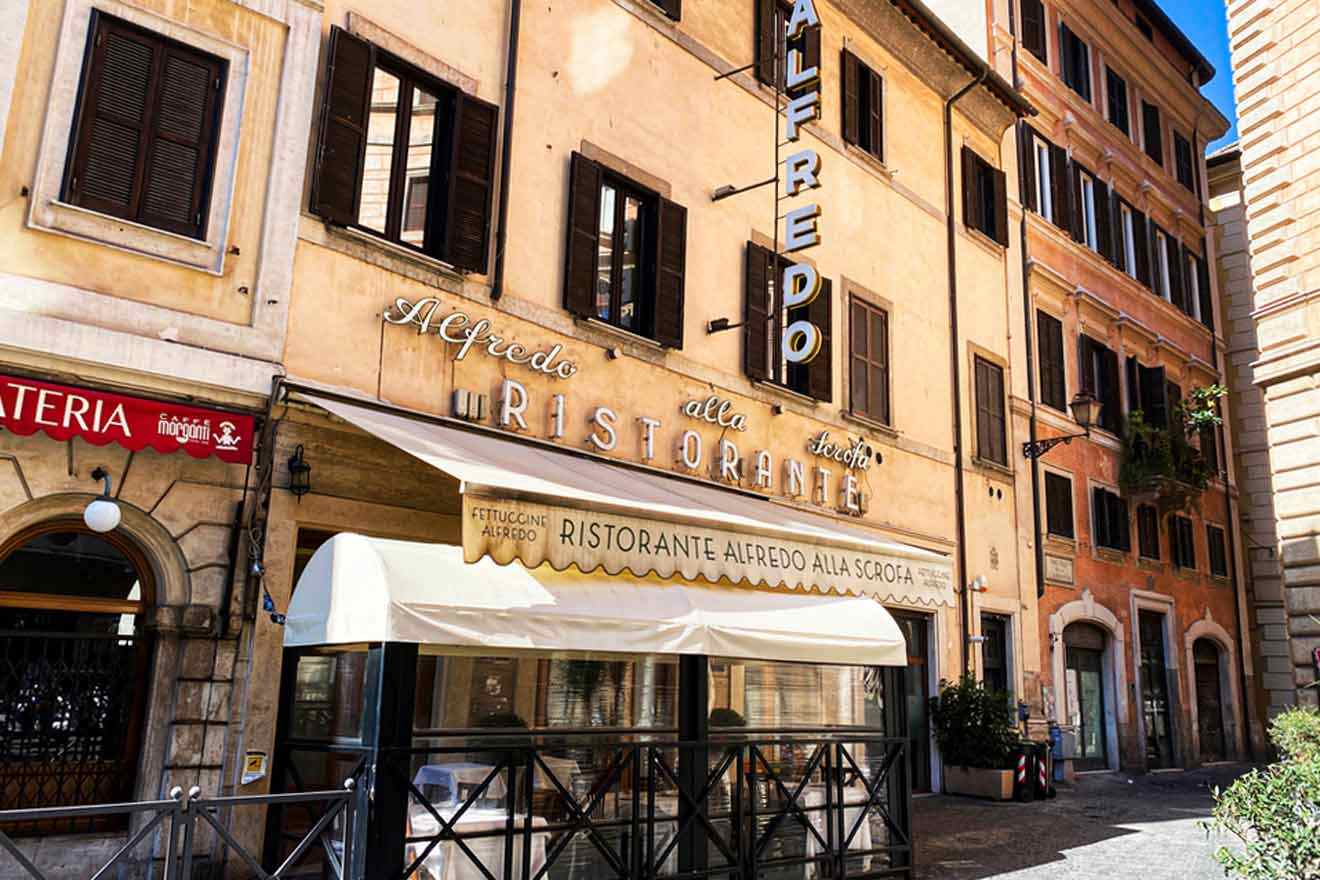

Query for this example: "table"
[407,807,548,880]
[413,763,507,806]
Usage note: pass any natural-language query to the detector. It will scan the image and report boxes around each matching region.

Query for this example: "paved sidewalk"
[912,764,1253,879]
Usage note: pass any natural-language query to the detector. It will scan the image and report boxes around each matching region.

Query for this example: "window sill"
[963,225,1007,256]
[32,199,224,275]
[752,380,820,409]
[577,317,668,351]
[1094,546,1128,563]
[1137,556,1163,572]
[1044,533,1077,549]
[841,410,898,438]
[843,144,893,180]
[972,456,1015,479]
[330,224,466,282]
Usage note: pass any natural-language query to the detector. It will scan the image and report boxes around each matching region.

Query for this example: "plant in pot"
[929,675,1020,800]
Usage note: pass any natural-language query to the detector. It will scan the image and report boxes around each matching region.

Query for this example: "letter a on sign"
[786,0,820,38]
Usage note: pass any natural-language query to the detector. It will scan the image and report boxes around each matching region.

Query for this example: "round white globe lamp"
[84,467,122,533]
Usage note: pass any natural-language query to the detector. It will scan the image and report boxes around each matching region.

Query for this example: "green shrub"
[928,674,1019,770]
[1205,707,1320,879]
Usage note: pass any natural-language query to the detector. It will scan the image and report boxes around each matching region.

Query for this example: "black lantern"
[288,444,311,500]
[1022,392,1104,459]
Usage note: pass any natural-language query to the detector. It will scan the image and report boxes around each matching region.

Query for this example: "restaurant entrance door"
[890,612,932,793]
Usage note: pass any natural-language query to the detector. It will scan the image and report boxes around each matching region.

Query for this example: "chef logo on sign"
[215,420,241,450]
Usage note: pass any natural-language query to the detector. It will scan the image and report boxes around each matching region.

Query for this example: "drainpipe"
[945,70,986,675]
[490,0,523,301]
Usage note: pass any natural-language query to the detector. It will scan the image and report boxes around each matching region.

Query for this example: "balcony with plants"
[1119,384,1226,513]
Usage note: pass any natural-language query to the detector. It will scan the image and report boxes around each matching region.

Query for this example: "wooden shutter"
[975,358,1006,464]
[1133,210,1152,287]
[1045,473,1074,538]
[1168,237,1187,312]
[868,67,884,162]
[1021,128,1038,214]
[1094,178,1112,260]
[1037,311,1065,411]
[841,50,860,146]
[1100,347,1121,432]
[801,24,821,91]
[961,147,982,233]
[807,277,833,402]
[1049,144,1071,233]
[1111,494,1131,551]
[1148,222,1161,294]
[756,0,778,85]
[653,197,687,349]
[1139,364,1168,428]
[1197,249,1214,330]
[1068,161,1085,243]
[656,0,682,20]
[66,14,224,240]
[311,26,373,226]
[975,358,993,462]
[563,152,602,318]
[1021,0,1047,62]
[744,242,774,381]
[1091,487,1108,548]
[992,166,1009,246]
[444,92,499,273]
[1142,101,1162,165]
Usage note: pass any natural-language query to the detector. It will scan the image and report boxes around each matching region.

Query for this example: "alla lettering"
[681,395,748,431]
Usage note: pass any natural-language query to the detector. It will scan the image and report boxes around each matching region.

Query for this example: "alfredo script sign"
[464,494,954,606]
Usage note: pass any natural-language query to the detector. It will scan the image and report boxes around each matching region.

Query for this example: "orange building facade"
[989,0,1258,772]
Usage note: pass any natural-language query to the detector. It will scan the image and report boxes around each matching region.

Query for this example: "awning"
[303,393,953,607]
[285,534,908,666]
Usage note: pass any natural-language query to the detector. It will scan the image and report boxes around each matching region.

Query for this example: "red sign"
[0,374,255,464]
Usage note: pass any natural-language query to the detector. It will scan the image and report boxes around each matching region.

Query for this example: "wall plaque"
[1044,553,1075,586]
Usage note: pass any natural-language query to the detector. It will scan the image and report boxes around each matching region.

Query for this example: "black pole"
[677,654,710,877]
[490,0,522,300]
[362,642,419,880]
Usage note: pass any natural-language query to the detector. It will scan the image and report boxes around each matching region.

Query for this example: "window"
[1119,203,1138,278]
[311,27,498,273]
[1170,515,1196,569]
[1200,424,1221,475]
[1045,472,1075,539]
[849,297,890,425]
[1142,101,1163,166]
[1154,228,1172,300]
[1174,133,1195,191]
[1037,311,1067,412]
[1136,15,1155,41]
[1127,359,1169,428]
[1079,335,1121,433]
[1059,24,1092,102]
[1207,525,1229,577]
[744,242,831,400]
[565,153,686,346]
[962,147,1008,246]
[1194,245,1214,330]
[981,613,1011,695]
[842,50,884,162]
[1137,504,1160,560]
[1078,169,1098,251]
[63,13,226,240]
[1021,0,1048,63]
[649,0,682,20]
[1106,68,1130,137]
[1165,233,1188,313]
[974,356,1008,466]
[1033,138,1054,223]
[757,0,821,95]
[1092,487,1130,552]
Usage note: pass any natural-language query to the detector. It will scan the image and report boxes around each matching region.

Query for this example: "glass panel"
[360,68,401,234]
[1139,611,1173,768]
[397,84,439,246]
[290,651,367,741]
[0,531,140,601]
[596,183,617,321]
[707,659,880,728]
[1035,144,1052,221]
[618,195,643,331]
[869,365,885,423]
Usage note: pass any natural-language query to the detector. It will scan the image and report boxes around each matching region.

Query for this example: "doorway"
[1194,638,1226,763]
[1063,622,1109,771]
[1139,610,1175,769]
[891,611,933,792]
[980,613,1010,697]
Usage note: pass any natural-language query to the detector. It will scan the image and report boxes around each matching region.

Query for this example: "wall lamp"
[83,467,121,533]
[288,444,312,501]
[707,317,744,334]
[1022,392,1103,459]
[711,176,777,202]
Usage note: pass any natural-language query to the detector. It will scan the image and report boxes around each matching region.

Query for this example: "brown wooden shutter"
[1133,211,1152,287]
[656,0,682,20]
[311,26,373,226]
[868,68,884,162]
[1142,101,1163,165]
[1197,248,1214,330]
[563,152,602,318]
[1068,161,1084,243]
[756,0,778,85]
[653,197,687,349]
[841,49,860,146]
[961,147,981,232]
[1091,487,1107,547]
[974,358,993,462]
[1037,311,1065,411]
[991,166,1009,246]
[443,93,499,273]
[1147,221,1161,293]
[801,24,821,90]
[1139,364,1168,427]
[744,242,774,381]
[1093,178,1112,261]
[1021,128,1038,214]
[1100,347,1121,432]
[1168,238,1187,312]
[1021,0,1047,62]
[1049,144,1071,233]
[807,277,833,402]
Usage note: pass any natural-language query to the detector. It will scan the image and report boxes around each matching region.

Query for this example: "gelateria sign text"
[464,495,954,605]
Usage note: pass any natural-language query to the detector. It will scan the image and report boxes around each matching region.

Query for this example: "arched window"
[0,520,154,833]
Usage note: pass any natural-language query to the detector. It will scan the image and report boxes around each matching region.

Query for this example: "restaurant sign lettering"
[464,494,954,606]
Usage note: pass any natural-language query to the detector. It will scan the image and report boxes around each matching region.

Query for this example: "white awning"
[302,393,954,607]
[285,534,908,667]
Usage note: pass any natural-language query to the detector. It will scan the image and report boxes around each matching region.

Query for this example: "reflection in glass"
[359,68,401,234]
[618,196,642,331]
[595,184,617,321]
[396,85,438,245]
[290,652,366,740]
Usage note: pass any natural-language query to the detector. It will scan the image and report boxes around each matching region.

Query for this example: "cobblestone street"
[913,765,1253,879]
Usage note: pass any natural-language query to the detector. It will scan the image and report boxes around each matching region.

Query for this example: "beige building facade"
[1223,0,1320,709]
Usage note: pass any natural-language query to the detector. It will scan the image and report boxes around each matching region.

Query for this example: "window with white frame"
[1079,170,1098,251]
[1155,229,1171,300]
[1034,140,1053,223]
[1120,204,1137,278]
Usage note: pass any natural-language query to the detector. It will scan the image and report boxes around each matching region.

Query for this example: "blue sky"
[1159,0,1237,151]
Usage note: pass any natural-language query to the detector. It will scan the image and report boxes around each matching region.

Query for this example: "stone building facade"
[1223,0,1320,709]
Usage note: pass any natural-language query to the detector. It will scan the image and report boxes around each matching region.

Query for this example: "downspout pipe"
[490,0,523,301]
[945,70,986,675]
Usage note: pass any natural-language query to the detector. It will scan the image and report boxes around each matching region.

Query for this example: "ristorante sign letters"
[0,374,255,464]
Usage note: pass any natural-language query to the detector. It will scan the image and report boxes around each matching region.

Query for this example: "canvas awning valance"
[302,393,953,607]
[285,534,907,667]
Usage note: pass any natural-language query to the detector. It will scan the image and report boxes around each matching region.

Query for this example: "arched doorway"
[1194,638,1227,763]
[0,520,154,833]
[1063,622,1109,771]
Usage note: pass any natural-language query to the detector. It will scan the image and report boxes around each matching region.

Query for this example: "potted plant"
[929,675,1020,800]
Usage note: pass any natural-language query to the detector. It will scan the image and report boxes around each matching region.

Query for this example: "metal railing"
[0,782,356,880]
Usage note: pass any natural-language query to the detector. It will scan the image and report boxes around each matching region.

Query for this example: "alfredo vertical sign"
[780,0,825,366]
